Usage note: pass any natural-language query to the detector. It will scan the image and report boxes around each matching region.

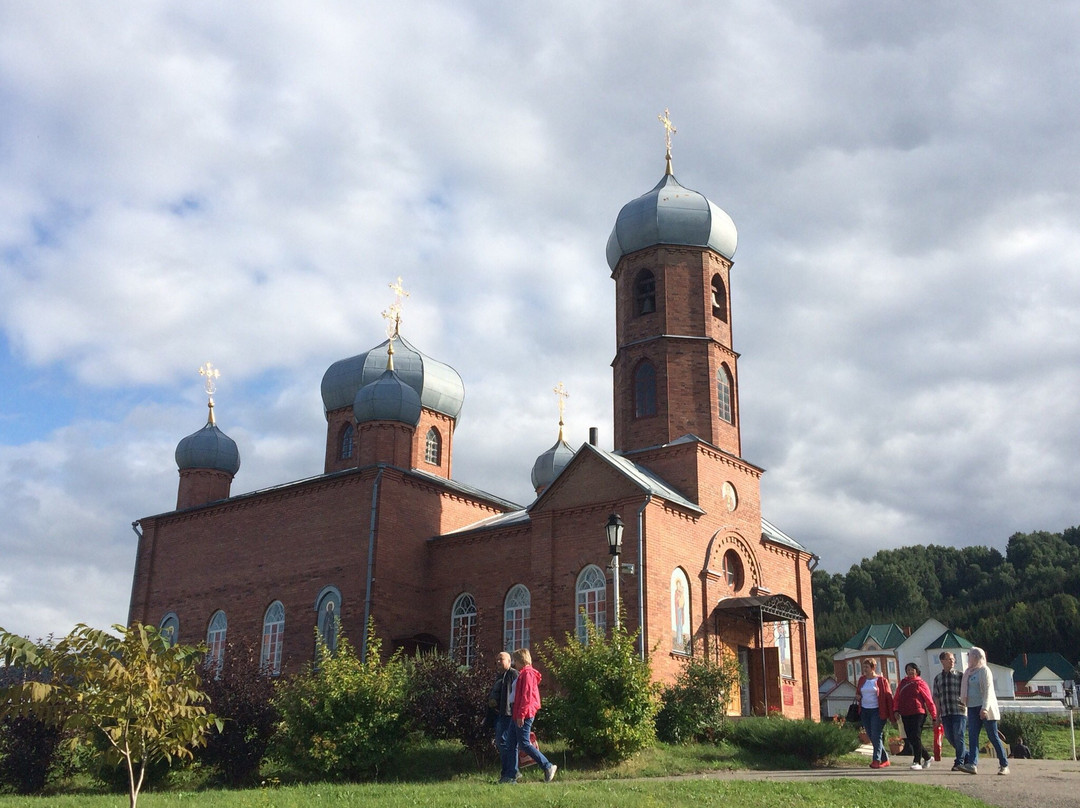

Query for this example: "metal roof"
[175,421,240,474]
[842,623,909,651]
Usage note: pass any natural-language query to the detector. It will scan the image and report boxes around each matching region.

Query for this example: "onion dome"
[321,334,464,420]
[530,436,575,492]
[353,366,422,425]
[606,171,738,270]
[175,404,240,475]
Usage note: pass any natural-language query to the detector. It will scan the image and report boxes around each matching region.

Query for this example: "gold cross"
[381,276,410,340]
[658,108,676,156]
[554,382,569,439]
[198,362,220,398]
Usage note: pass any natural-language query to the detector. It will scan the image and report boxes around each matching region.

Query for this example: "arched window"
[634,361,657,418]
[315,586,341,657]
[340,424,354,460]
[503,585,530,651]
[425,427,441,465]
[260,601,285,675]
[711,274,728,322]
[575,565,607,643]
[634,269,656,315]
[717,366,733,424]
[159,612,179,646]
[722,550,744,592]
[206,610,227,675]
[671,569,691,655]
[450,593,478,667]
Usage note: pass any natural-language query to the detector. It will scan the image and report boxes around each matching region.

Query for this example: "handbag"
[517,731,540,767]
[845,700,860,723]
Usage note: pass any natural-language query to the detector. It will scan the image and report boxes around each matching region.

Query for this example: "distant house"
[833,619,1013,699]
[1010,653,1076,698]
[819,675,857,719]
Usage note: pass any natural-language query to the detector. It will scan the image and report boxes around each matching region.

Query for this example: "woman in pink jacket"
[511,648,558,783]
[894,662,937,770]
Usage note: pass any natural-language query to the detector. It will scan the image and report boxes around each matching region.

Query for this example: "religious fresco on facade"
[671,568,691,654]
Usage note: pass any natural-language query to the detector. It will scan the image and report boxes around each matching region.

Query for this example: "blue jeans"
[860,708,889,763]
[516,716,553,772]
[495,715,518,781]
[941,713,967,766]
[965,707,1008,768]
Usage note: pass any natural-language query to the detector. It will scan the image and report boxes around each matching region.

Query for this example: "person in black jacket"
[487,651,519,784]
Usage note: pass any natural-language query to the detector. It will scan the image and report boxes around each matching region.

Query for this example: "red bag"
[933,723,944,761]
[517,731,540,767]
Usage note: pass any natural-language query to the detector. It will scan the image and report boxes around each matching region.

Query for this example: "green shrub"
[540,618,659,763]
[656,653,742,744]
[402,652,493,768]
[998,711,1046,758]
[269,623,408,781]
[728,717,859,764]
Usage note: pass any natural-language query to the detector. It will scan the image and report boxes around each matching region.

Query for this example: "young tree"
[0,623,220,808]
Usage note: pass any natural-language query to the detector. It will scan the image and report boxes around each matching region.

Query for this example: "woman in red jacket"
[511,648,558,783]
[856,658,894,768]
[894,661,938,770]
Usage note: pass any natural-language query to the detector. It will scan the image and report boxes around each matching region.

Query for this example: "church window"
[159,612,179,646]
[315,586,341,658]
[575,565,607,643]
[634,361,657,418]
[634,269,656,315]
[425,427,441,465]
[503,585,530,651]
[260,601,285,675]
[340,424,354,460]
[206,610,227,676]
[711,274,728,322]
[722,550,744,592]
[717,366,734,424]
[450,593,478,667]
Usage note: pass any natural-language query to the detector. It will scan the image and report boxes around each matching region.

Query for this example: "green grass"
[0,778,997,808]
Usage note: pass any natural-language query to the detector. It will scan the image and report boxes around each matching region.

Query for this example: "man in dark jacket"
[488,651,519,784]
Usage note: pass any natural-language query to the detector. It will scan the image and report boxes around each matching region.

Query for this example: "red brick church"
[128,146,821,719]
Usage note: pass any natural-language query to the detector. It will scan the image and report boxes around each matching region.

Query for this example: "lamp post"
[605,513,624,629]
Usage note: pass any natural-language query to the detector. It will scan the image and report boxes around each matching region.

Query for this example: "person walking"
[856,658,894,769]
[894,662,937,769]
[958,646,1010,776]
[933,651,967,771]
[511,648,558,783]
[488,651,519,784]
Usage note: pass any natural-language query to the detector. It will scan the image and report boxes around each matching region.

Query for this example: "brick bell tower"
[607,130,741,459]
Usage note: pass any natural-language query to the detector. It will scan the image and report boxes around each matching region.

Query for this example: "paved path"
[701,759,1080,808]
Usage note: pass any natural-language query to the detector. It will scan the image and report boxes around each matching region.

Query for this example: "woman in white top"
[958,647,1009,776]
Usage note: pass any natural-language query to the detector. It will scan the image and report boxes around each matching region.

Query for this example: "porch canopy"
[712,593,807,624]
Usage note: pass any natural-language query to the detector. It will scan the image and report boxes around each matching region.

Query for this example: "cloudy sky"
[2,1,1079,642]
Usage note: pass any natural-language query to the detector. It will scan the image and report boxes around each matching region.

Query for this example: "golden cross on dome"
[658,108,676,174]
[198,362,221,424]
[554,382,569,440]
[381,276,410,341]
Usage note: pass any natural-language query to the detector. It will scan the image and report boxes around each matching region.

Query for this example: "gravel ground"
[701,758,1080,808]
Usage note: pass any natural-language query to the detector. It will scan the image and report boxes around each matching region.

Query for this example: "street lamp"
[605,513,624,629]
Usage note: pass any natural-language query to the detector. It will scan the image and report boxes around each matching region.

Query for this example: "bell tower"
[607,114,742,458]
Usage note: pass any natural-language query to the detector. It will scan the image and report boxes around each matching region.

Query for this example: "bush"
[540,618,659,763]
[269,622,408,781]
[656,653,742,744]
[198,638,278,786]
[728,717,859,764]
[998,711,1046,759]
[403,652,493,768]
[0,664,63,795]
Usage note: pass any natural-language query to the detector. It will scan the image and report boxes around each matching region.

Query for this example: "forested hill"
[811,526,1080,673]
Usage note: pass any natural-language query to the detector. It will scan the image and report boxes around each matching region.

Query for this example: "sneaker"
[870,761,881,769]
[998,766,1009,776]
[951,764,960,771]
[910,763,923,770]
[544,764,558,783]
[879,760,891,768]
[959,763,977,774]
[923,758,932,769]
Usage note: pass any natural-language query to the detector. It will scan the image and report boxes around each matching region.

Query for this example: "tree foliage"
[402,651,493,768]
[197,637,278,787]
[269,623,409,781]
[813,526,1080,669]
[540,618,659,762]
[0,623,219,808]
[656,652,742,744]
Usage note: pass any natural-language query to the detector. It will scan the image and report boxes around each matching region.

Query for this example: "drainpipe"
[130,520,143,540]
[361,464,385,663]
[636,495,651,661]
